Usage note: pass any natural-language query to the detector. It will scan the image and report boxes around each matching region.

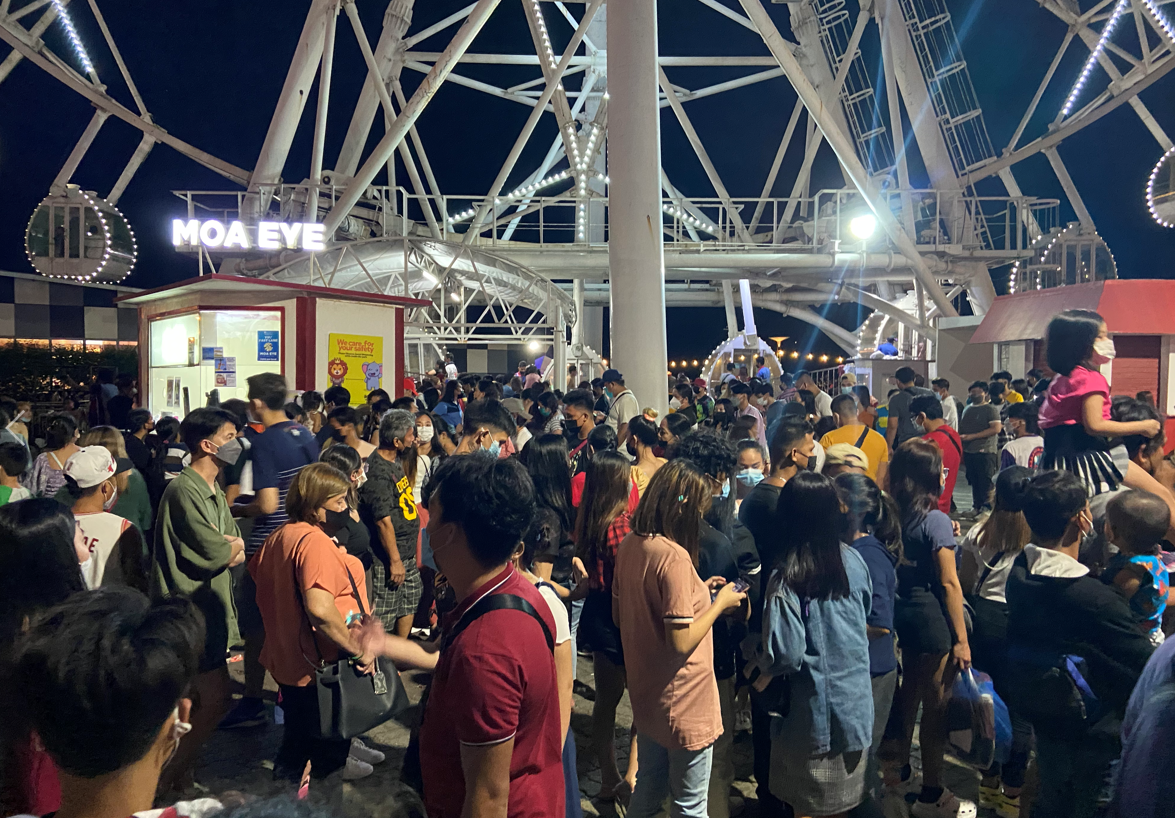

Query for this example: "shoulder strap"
[442,593,555,654]
[854,425,870,449]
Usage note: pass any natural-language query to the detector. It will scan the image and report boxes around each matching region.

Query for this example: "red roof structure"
[970,280,1175,343]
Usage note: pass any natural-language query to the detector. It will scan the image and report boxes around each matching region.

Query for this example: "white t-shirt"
[960,518,1017,604]
[76,511,133,589]
[940,395,959,429]
[536,582,571,644]
[605,389,641,432]
[814,390,833,417]
[445,363,459,380]
[513,426,533,453]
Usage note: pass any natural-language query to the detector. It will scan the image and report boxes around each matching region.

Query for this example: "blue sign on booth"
[257,330,280,362]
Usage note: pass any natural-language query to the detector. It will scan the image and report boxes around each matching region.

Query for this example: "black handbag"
[291,536,410,740]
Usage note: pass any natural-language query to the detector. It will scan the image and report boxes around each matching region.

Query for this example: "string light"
[1060,0,1128,118]
[662,204,719,236]
[50,0,96,78]
[447,170,572,225]
[1146,146,1175,228]
[1140,0,1175,43]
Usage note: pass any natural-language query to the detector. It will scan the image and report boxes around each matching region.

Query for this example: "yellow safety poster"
[326,333,383,395]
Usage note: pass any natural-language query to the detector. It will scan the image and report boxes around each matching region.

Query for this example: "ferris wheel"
[1,0,1173,381]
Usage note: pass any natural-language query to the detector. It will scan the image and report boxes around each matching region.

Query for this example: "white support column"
[107,133,155,204]
[310,1,339,187]
[608,0,669,416]
[1160,335,1175,416]
[721,280,739,338]
[245,0,335,218]
[739,279,758,343]
[1044,147,1095,230]
[738,0,957,317]
[51,108,108,193]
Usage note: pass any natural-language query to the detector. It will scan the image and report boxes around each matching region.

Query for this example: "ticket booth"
[117,274,428,416]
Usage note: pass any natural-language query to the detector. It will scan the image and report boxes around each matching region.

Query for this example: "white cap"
[64,446,132,489]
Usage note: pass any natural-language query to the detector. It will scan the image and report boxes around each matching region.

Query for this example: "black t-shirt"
[123,432,151,474]
[530,506,575,584]
[594,394,609,415]
[359,453,421,563]
[335,510,374,570]
[108,395,133,430]
[698,521,739,680]
[739,481,783,628]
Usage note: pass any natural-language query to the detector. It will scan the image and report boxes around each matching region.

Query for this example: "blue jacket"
[757,545,874,756]
[852,534,898,676]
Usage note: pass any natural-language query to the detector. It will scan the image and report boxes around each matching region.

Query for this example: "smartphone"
[732,579,750,594]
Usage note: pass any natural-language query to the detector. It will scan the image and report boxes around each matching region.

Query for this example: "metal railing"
[170,186,1058,255]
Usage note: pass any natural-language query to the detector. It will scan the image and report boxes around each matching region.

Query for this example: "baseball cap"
[602,369,623,384]
[501,397,527,417]
[693,378,706,389]
[823,443,869,472]
[64,446,133,489]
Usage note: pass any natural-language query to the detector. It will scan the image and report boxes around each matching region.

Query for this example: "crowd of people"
[3,313,1175,818]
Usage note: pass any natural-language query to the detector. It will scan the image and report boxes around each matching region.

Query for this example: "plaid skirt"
[371,558,423,629]
[769,746,867,815]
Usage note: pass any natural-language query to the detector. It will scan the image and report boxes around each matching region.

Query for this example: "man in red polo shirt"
[361,453,563,818]
[912,394,963,514]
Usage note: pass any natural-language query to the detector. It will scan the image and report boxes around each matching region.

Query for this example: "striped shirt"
[248,421,319,553]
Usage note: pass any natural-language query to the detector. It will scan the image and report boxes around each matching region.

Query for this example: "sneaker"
[995,792,1021,818]
[350,738,386,765]
[341,756,374,781]
[910,789,977,818]
[977,784,1001,810]
[219,698,267,729]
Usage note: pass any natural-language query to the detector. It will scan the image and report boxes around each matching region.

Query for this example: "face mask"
[487,440,501,458]
[1079,511,1096,551]
[332,428,347,442]
[735,467,765,487]
[718,478,730,499]
[669,398,682,410]
[417,425,434,443]
[1092,337,1116,364]
[103,484,119,512]
[841,387,854,395]
[539,406,551,418]
[322,508,351,537]
[214,437,246,466]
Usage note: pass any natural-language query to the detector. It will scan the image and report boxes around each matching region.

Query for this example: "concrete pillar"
[607,0,667,415]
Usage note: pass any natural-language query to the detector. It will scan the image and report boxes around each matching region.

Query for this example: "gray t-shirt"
[888,386,936,446]
[959,402,1001,454]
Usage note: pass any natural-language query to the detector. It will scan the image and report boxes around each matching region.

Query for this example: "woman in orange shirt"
[248,463,383,782]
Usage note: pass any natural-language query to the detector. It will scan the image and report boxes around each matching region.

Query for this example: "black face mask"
[332,428,347,442]
[321,508,351,537]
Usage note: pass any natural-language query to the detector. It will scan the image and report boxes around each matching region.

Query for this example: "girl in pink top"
[612,460,746,818]
[1040,311,1175,537]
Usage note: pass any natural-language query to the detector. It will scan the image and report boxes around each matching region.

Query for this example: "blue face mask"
[487,440,501,458]
[735,468,765,487]
[718,478,730,499]
[841,387,854,395]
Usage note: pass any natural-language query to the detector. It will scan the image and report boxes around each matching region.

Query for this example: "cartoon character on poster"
[328,358,349,386]
[362,362,383,390]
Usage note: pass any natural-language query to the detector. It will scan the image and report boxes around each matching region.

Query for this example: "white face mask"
[417,425,435,443]
[165,706,192,766]
[669,398,682,410]
[1092,337,1116,364]
[103,484,119,512]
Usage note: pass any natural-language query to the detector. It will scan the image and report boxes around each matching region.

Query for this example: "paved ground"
[189,470,1022,816]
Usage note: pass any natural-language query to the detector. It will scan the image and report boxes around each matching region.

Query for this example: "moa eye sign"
[172,219,326,251]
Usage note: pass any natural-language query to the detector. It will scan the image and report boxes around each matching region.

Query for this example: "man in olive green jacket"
[150,406,244,792]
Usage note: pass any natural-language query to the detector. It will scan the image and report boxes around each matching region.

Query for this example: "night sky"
[1,0,1173,370]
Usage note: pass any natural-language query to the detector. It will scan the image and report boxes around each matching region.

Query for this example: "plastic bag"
[946,669,1012,769]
